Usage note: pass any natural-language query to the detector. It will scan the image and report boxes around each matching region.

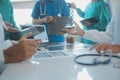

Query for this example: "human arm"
[31,1,53,24]
[90,43,120,53]
[32,16,53,25]
[89,4,110,31]
[65,20,114,43]
[4,21,19,32]
[3,33,42,63]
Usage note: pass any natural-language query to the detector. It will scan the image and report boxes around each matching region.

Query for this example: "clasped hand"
[4,32,42,63]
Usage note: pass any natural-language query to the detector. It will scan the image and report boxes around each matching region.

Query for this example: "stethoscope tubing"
[39,0,61,16]
[74,54,120,66]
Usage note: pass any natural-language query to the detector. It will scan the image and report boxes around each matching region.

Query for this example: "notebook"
[48,17,73,35]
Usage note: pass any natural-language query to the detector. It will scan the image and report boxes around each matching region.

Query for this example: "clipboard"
[48,17,73,35]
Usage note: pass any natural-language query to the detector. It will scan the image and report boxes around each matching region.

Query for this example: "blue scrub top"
[31,0,70,43]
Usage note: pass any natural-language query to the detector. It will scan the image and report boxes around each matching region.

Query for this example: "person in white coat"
[0,14,42,64]
[64,4,120,53]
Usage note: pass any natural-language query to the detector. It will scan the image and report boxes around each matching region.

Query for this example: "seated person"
[0,14,42,64]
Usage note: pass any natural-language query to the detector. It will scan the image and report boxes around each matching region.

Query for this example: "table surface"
[1,43,120,80]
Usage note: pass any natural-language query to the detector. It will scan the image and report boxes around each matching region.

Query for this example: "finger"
[62,28,68,33]
[8,28,19,32]
[95,44,103,52]
[89,43,103,53]
[84,21,91,26]
[24,46,37,59]
[98,43,108,52]
[25,39,38,48]
[20,32,32,40]
[28,46,37,55]
[94,43,106,53]
[4,22,13,27]
[35,39,42,45]
[89,44,98,51]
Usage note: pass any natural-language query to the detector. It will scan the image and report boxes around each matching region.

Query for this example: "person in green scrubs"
[0,0,22,40]
[71,0,110,44]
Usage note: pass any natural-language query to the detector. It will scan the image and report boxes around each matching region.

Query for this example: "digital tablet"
[80,17,98,24]
[48,17,73,35]
[21,25,49,43]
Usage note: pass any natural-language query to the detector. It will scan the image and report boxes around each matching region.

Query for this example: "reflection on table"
[1,42,120,80]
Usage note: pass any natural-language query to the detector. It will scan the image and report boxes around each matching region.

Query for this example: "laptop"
[48,17,73,35]
[21,25,49,43]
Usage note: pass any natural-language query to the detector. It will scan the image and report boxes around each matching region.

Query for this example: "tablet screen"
[21,25,49,43]
[48,17,73,35]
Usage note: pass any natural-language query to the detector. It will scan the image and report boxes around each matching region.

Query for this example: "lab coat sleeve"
[0,14,12,64]
[3,40,12,50]
[83,30,112,43]
[0,40,12,64]
[0,47,4,64]
[83,16,115,43]
[0,14,5,64]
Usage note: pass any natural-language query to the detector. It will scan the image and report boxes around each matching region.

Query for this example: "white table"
[1,43,120,80]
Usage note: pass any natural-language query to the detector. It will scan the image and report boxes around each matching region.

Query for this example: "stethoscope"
[39,0,61,17]
[74,50,120,66]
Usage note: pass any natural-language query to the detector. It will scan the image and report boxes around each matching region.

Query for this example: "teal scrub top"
[0,0,19,40]
[76,0,110,44]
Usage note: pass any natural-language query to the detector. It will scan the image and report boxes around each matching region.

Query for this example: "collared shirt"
[83,4,120,44]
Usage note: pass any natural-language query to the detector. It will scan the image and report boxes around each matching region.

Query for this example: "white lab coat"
[0,14,12,64]
[83,4,120,44]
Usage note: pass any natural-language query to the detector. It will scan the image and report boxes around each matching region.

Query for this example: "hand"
[43,16,53,23]
[81,21,91,27]
[4,32,42,63]
[63,21,85,36]
[4,21,19,32]
[89,43,120,53]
